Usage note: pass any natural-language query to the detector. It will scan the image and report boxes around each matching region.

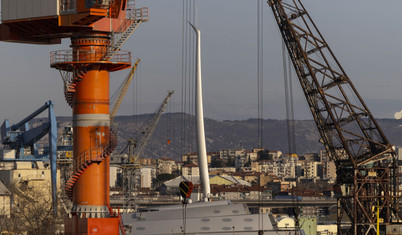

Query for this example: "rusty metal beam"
[267,0,401,234]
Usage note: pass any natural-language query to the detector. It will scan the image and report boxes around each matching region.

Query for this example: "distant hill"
[55,114,402,160]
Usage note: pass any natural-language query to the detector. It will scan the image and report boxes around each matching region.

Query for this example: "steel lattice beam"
[267,0,400,234]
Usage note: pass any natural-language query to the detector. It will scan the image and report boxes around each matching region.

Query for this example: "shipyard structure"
[0,0,401,234]
[0,0,148,233]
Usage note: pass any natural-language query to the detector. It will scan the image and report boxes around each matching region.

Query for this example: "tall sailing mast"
[189,22,211,202]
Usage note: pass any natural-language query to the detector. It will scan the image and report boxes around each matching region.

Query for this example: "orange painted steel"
[50,33,130,228]
[64,217,120,235]
[87,218,120,234]
[73,69,110,207]
[0,0,145,233]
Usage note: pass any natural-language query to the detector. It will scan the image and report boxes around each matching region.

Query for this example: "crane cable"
[188,0,196,154]
[257,0,264,232]
[180,1,196,229]
[257,0,264,151]
[282,42,296,155]
[282,40,300,232]
[181,0,196,159]
[166,96,173,145]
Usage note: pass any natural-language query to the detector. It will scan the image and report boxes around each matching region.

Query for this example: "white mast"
[189,22,210,201]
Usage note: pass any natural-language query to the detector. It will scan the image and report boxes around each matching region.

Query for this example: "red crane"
[268,0,400,234]
[0,0,147,234]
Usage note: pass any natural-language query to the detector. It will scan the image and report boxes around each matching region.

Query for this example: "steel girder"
[267,0,401,234]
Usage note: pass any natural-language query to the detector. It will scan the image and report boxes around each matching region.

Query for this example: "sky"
[0,0,402,124]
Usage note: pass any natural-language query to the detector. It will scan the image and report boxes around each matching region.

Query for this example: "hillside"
[55,114,402,160]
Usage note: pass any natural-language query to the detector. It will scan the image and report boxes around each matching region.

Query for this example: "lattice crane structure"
[121,90,174,212]
[268,1,400,234]
[0,0,148,233]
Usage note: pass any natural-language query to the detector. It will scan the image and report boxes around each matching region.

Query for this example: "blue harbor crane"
[0,100,58,214]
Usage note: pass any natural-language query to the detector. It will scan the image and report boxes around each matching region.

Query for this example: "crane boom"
[267,1,400,234]
[120,91,174,212]
[110,58,141,120]
[131,90,174,162]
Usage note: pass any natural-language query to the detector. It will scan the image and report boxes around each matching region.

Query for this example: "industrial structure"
[268,0,400,234]
[0,101,58,214]
[0,0,148,233]
[0,0,401,234]
[120,90,174,212]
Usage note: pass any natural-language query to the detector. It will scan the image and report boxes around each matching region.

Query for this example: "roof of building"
[216,175,251,186]
[210,185,248,194]
[158,157,175,162]
[233,171,261,177]
[183,163,199,168]
[164,175,202,187]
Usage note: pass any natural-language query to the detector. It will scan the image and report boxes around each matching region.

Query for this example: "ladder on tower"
[59,6,147,108]
[65,131,117,199]
[104,7,149,61]
[61,4,147,200]
[61,66,89,107]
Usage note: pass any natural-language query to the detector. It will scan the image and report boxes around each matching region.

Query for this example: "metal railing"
[129,7,149,21]
[115,7,149,33]
[92,0,112,9]
[74,146,103,170]
[50,49,131,65]
[60,0,112,15]
[59,0,77,15]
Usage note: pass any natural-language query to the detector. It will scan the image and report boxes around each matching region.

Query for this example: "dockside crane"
[121,90,174,212]
[110,58,141,122]
[267,1,400,234]
[130,91,174,163]
[0,0,149,233]
[0,100,58,215]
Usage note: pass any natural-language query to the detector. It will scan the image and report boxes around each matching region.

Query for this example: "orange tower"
[0,0,148,234]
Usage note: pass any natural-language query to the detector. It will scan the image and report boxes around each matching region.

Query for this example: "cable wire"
[257,0,264,232]
[257,0,264,150]
[181,0,196,158]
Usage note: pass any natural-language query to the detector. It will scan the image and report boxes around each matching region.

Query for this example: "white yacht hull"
[122,200,293,234]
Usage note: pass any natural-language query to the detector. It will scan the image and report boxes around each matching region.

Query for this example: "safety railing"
[59,0,77,15]
[60,0,112,15]
[115,7,149,33]
[73,130,117,170]
[131,7,149,21]
[66,128,117,199]
[74,146,103,170]
[92,0,112,9]
[50,49,131,65]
